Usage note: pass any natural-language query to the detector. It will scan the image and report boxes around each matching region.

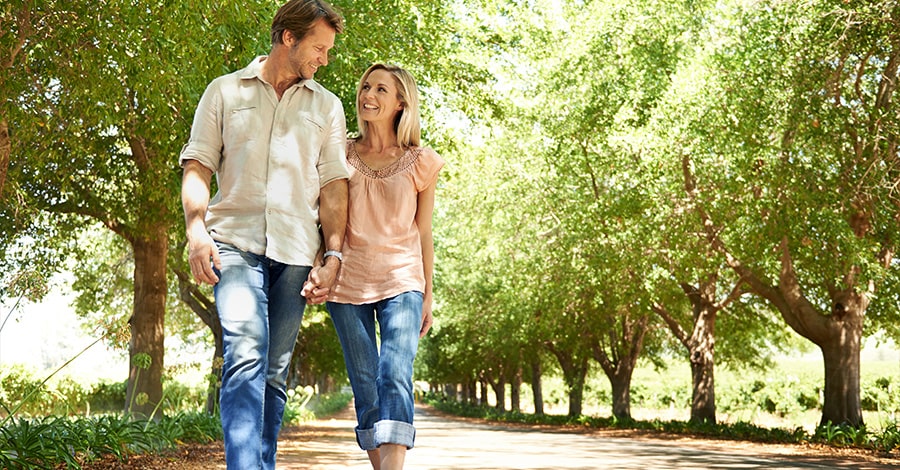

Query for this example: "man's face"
[288,18,336,80]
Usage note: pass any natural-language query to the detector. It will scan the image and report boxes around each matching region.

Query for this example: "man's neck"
[260,50,301,100]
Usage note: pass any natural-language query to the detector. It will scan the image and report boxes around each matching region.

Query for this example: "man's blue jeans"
[214,243,310,470]
[327,291,422,450]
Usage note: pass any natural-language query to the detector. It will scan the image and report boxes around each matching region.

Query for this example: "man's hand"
[187,229,221,285]
[301,258,340,304]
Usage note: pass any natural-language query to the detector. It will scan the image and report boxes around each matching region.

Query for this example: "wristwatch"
[323,250,343,263]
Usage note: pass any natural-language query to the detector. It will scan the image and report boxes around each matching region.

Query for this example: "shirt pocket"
[224,106,258,143]
[296,111,326,151]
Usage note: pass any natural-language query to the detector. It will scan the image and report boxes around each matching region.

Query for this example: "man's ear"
[282,29,296,46]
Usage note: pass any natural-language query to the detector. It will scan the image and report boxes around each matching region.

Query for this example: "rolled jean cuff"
[374,420,416,449]
[355,427,377,451]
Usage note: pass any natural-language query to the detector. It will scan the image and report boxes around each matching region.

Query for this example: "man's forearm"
[319,178,348,253]
[182,160,213,237]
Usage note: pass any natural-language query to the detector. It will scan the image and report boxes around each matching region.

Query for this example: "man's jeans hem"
[374,420,416,449]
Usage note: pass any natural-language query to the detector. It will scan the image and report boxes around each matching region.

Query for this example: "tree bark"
[492,376,506,411]
[687,280,718,424]
[565,361,587,417]
[530,357,544,416]
[818,290,865,426]
[510,366,522,412]
[689,341,715,424]
[609,373,632,420]
[126,228,167,419]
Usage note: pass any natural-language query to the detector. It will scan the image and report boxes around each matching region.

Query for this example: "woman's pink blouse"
[329,140,444,304]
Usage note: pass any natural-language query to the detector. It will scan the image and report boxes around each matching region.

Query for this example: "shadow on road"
[270,404,898,470]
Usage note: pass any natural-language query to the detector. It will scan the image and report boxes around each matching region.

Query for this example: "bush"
[282,387,352,425]
[161,379,206,412]
[87,380,126,413]
[0,366,94,417]
[861,376,898,413]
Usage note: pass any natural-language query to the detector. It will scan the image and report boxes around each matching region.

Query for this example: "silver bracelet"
[323,250,343,263]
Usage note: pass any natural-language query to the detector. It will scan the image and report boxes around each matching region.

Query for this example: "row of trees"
[2,0,898,430]
[421,0,900,428]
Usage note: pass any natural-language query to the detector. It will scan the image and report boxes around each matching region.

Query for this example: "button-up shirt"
[180,56,349,265]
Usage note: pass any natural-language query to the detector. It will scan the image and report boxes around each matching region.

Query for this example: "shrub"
[87,380,127,413]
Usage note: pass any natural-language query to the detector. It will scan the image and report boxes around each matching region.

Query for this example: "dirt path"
[270,405,899,470]
[94,404,898,469]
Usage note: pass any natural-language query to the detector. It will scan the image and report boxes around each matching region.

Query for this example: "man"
[179,1,347,468]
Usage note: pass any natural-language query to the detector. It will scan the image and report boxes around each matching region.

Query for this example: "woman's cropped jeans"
[327,291,423,450]
[214,243,310,470]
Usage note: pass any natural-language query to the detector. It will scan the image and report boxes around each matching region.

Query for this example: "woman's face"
[358,69,404,125]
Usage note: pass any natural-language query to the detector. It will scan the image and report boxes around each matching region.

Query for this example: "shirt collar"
[240,56,317,91]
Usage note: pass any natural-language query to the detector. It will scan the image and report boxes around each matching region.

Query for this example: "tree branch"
[713,277,748,311]
[776,237,830,341]
[652,301,689,347]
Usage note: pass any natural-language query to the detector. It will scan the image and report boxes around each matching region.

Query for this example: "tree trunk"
[819,297,864,427]
[492,377,506,411]
[609,374,631,419]
[688,292,717,424]
[530,358,544,416]
[566,361,587,417]
[690,343,716,424]
[126,230,167,419]
[510,367,521,412]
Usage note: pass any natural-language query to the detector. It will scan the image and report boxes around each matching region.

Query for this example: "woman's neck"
[360,124,398,154]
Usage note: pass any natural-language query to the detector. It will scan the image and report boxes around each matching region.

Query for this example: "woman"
[313,64,444,470]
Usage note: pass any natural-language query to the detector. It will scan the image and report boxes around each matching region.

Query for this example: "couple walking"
[179,0,443,468]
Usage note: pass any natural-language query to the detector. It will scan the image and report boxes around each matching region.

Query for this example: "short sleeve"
[413,147,445,192]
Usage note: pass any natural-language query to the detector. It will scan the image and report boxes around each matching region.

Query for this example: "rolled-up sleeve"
[179,80,223,172]
[317,100,349,187]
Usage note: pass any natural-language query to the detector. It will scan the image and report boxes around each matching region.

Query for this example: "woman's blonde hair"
[356,64,421,148]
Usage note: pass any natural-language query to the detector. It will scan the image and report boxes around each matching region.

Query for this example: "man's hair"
[271,0,343,45]
[356,63,422,149]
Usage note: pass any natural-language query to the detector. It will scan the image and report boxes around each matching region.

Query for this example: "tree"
[657,0,900,427]
[2,0,269,417]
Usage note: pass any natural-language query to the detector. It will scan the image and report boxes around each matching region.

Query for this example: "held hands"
[301,258,340,304]
[188,230,221,285]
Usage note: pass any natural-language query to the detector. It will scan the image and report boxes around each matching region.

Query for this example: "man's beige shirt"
[180,57,349,266]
